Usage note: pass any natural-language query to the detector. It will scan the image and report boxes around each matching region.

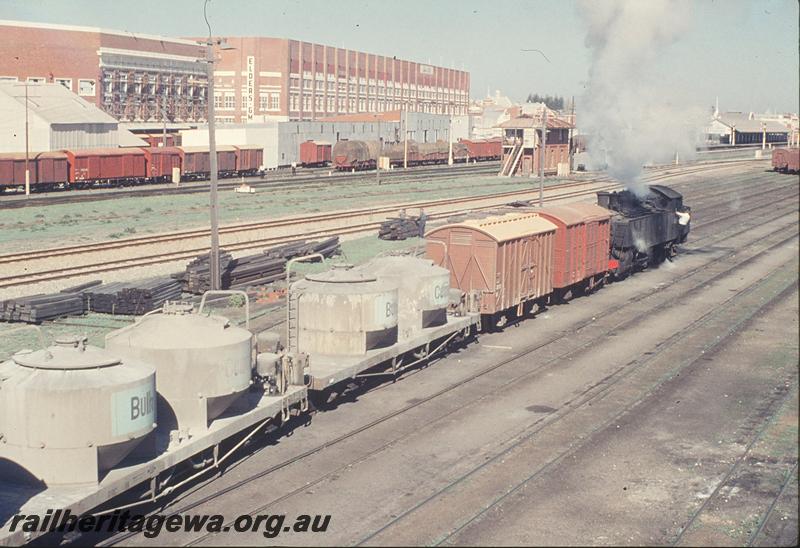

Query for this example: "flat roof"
[0,19,199,46]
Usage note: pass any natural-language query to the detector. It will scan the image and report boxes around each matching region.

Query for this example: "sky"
[1,0,797,113]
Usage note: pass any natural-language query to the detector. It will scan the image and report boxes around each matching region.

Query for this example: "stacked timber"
[378,216,421,240]
[1,293,85,323]
[84,278,182,315]
[177,237,341,294]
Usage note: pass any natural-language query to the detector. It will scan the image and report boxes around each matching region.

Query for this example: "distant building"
[202,37,470,123]
[0,19,207,124]
[0,82,119,152]
[706,111,791,145]
[181,110,454,169]
[498,114,573,177]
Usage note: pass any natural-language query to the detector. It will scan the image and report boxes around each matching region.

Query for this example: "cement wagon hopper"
[105,302,253,442]
[289,264,399,356]
[359,256,450,341]
[0,335,156,485]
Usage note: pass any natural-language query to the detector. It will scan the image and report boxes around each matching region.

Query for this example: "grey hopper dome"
[0,335,156,485]
[105,305,253,442]
[359,256,450,341]
[290,264,399,356]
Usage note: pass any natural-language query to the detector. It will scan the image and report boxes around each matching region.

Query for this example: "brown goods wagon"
[36,152,70,185]
[234,145,264,172]
[536,203,611,290]
[299,140,332,166]
[177,147,211,175]
[460,138,502,160]
[426,212,557,315]
[772,147,800,173]
[216,145,238,173]
[143,147,182,178]
[65,148,146,182]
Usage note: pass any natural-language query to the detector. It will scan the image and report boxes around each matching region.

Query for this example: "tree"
[526,93,564,110]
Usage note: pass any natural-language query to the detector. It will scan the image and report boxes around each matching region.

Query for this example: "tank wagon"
[331,138,500,170]
[771,147,800,173]
[0,145,264,192]
[0,185,691,544]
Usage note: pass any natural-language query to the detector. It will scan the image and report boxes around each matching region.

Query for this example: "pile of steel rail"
[84,278,183,315]
[378,216,422,240]
[176,236,341,294]
[1,293,85,323]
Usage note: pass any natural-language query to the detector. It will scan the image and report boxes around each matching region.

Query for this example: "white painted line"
[482,345,513,350]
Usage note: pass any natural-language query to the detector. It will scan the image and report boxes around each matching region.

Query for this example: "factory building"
[206,37,470,123]
[0,82,119,153]
[0,20,208,124]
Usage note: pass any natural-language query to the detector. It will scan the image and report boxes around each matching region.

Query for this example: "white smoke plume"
[578,0,706,196]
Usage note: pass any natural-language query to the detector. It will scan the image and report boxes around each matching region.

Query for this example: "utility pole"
[447,117,453,166]
[568,95,575,172]
[539,105,547,206]
[403,108,408,169]
[376,137,382,185]
[162,93,168,147]
[24,81,30,197]
[206,39,221,291]
[761,122,766,150]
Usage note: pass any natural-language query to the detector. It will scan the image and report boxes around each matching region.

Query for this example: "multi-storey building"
[208,37,470,123]
[0,20,208,124]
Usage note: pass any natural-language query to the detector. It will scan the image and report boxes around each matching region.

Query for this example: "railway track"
[0,162,502,209]
[0,181,621,289]
[89,177,797,547]
[0,161,753,291]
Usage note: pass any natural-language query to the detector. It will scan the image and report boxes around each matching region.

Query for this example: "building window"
[270,94,279,110]
[315,80,324,91]
[223,94,235,109]
[260,95,269,111]
[303,79,312,90]
[214,94,223,108]
[54,78,72,91]
[78,79,96,96]
[349,84,356,93]
[0,76,18,82]
[290,94,299,111]
[290,78,300,88]
[327,96,335,112]
[26,77,46,84]
[302,95,311,110]
[359,84,366,94]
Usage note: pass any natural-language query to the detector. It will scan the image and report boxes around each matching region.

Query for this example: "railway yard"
[0,155,797,546]
[0,1,797,545]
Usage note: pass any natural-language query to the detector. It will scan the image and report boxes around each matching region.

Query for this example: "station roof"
[498,115,574,130]
[0,82,117,126]
[714,113,789,133]
[432,213,557,243]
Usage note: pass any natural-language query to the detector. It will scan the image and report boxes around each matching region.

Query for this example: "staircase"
[499,142,524,177]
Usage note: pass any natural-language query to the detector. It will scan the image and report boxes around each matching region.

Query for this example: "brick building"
[208,37,470,123]
[0,20,207,124]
